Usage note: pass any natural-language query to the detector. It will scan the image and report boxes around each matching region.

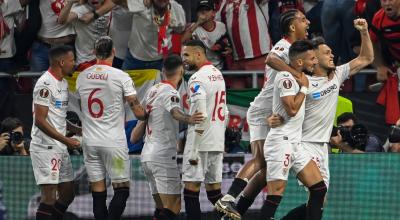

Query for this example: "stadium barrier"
[0,154,399,220]
[0,69,377,89]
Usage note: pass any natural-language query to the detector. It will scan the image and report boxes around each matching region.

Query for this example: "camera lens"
[10,131,23,145]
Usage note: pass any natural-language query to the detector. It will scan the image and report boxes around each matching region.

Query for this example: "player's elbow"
[286,108,298,117]
[265,54,276,66]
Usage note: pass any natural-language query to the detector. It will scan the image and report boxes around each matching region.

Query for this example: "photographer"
[0,117,28,156]
[330,112,383,153]
[386,118,400,152]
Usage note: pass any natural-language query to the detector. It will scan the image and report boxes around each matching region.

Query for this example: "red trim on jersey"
[48,68,62,81]
[231,1,245,59]
[96,60,112,66]
[202,21,217,32]
[283,36,293,44]
[199,61,213,69]
[247,0,261,57]
[161,80,177,89]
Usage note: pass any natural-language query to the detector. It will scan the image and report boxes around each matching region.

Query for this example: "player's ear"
[289,24,295,33]
[296,59,303,66]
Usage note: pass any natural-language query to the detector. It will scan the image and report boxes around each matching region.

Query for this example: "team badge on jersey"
[39,88,50,98]
[282,80,292,89]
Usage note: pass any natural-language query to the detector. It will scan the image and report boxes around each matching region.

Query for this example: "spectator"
[181,0,230,70]
[112,0,186,71]
[321,0,357,64]
[215,0,271,71]
[330,112,383,153]
[30,0,76,72]
[0,0,25,73]
[370,0,400,124]
[58,0,114,71]
[109,5,133,68]
[0,117,28,155]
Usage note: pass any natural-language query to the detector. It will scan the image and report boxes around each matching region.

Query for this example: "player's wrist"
[299,86,308,95]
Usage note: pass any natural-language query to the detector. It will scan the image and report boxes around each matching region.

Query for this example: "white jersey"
[192,21,227,69]
[126,0,185,61]
[250,39,291,111]
[302,64,350,142]
[0,0,23,58]
[141,81,181,163]
[31,70,69,152]
[185,63,227,152]
[38,0,75,38]
[266,71,305,143]
[76,64,137,148]
[109,6,132,59]
[71,4,110,65]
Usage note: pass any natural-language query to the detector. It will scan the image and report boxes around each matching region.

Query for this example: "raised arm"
[126,95,147,120]
[348,18,374,76]
[266,52,302,79]
[57,0,79,24]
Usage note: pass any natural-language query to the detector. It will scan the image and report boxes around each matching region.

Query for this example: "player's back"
[141,82,180,163]
[250,39,291,111]
[267,71,305,143]
[186,63,226,152]
[77,64,135,148]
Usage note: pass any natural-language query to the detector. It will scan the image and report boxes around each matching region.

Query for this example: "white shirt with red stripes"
[216,0,271,60]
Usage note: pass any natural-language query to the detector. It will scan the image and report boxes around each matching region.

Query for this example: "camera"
[211,35,231,53]
[388,125,400,143]
[331,124,369,151]
[225,127,242,153]
[9,131,23,145]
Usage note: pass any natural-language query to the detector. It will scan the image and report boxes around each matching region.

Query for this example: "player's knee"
[308,181,327,200]
[268,182,286,195]
[40,187,58,204]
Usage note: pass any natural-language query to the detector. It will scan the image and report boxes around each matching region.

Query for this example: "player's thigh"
[204,152,223,185]
[302,142,330,188]
[250,139,266,164]
[264,141,293,183]
[182,151,206,185]
[57,181,75,204]
[100,147,130,184]
[82,145,107,183]
[31,150,66,185]
[39,184,58,204]
[147,161,181,195]
[296,160,323,188]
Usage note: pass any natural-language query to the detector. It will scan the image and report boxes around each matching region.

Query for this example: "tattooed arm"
[170,107,204,125]
[126,95,147,120]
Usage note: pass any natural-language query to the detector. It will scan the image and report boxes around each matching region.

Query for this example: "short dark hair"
[280,9,299,36]
[311,36,326,49]
[289,40,314,61]
[184,39,207,54]
[0,117,23,133]
[164,54,183,76]
[48,45,74,65]
[94,36,113,60]
[337,112,358,125]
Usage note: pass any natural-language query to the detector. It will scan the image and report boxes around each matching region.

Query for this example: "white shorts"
[264,141,311,181]
[141,161,181,195]
[83,146,130,183]
[246,106,271,142]
[31,148,74,185]
[182,151,223,184]
[299,142,330,188]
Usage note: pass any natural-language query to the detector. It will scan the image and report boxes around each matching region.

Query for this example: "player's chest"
[50,85,69,110]
[308,79,339,101]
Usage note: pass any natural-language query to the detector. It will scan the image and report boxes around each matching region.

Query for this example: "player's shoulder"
[276,71,294,81]
[35,72,54,88]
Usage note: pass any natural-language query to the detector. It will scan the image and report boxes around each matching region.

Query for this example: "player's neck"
[284,35,296,44]
[48,67,63,81]
[96,59,113,66]
[162,78,178,89]
[313,65,328,77]
[202,20,216,32]
[197,59,212,70]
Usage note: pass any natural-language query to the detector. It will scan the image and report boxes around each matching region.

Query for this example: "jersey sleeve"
[162,87,182,112]
[335,63,350,84]
[270,43,290,63]
[33,83,52,107]
[188,79,208,123]
[277,76,297,97]
[122,73,137,97]
[127,0,146,13]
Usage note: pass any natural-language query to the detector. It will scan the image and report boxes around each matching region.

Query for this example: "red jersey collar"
[199,61,213,69]
[283,36,293,44]
[202,21,216,32]
[48,68,62,81]
[96,60,112,66]
[161,80,177,89]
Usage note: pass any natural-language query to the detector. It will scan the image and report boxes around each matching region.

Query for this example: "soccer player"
[280,18,373,220]
[76,36,147,220]
[31,45,81,220]
[215,9,310,219]
[181,40,227,220]
[140,54,204,220]
[260,40,325,220]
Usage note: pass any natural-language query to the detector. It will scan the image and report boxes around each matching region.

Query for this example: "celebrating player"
[181,40,227,220]
[31,45,80,220]
[76,36,147,220]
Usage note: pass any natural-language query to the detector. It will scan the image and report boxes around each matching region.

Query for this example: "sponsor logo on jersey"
[190,84,201,93]
[54,100,68,108]
[312,83,318,87]
[39,88,50,98]
[171,96,180,103]
[311,84,337,100]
